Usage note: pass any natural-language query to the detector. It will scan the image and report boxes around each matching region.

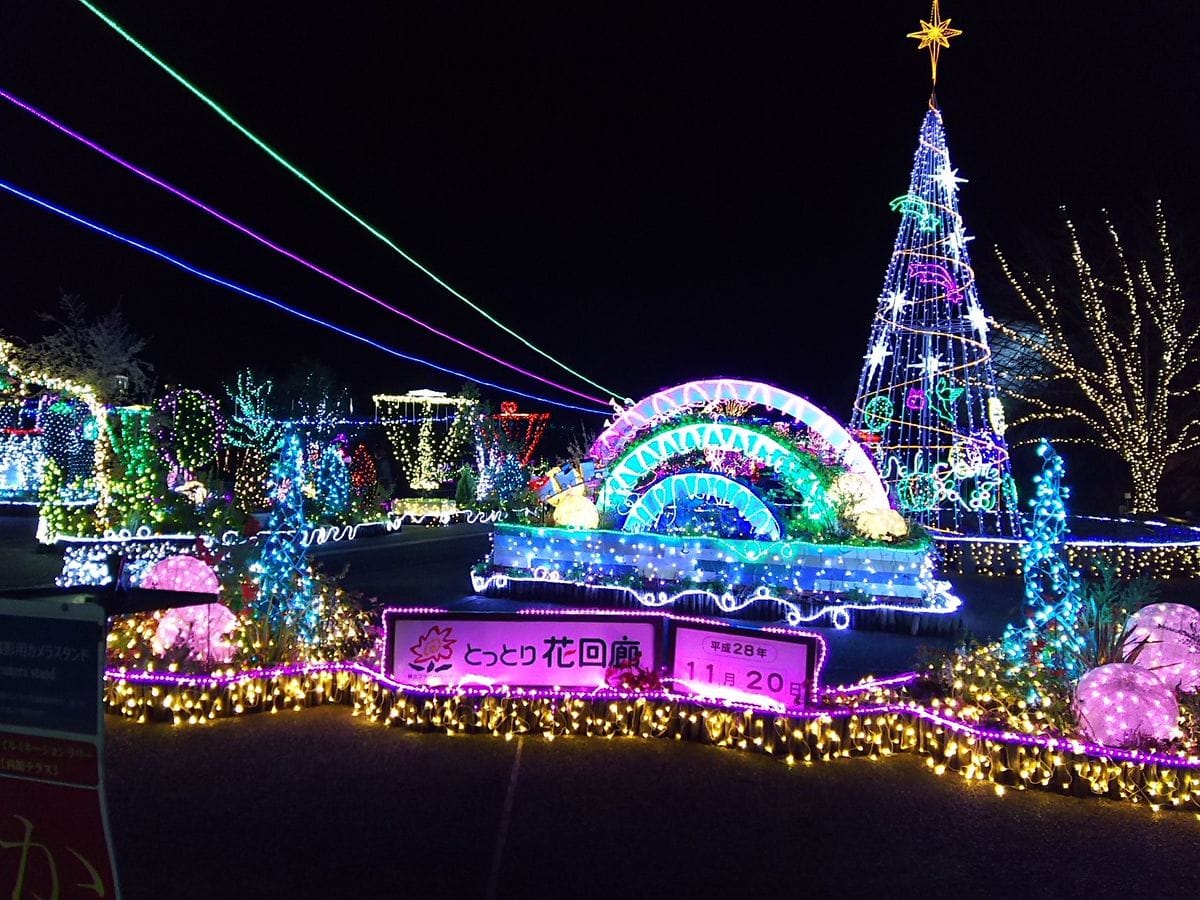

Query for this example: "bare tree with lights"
[993,202,1199,514]
[16,293,153,403]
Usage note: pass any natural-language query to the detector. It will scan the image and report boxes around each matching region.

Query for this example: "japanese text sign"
[0,597,119,899]
[668,622,820,710]
[385,611,662,690]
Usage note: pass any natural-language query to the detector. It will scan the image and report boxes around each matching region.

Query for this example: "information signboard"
[385,610,663,690]
[0,597,119,899]
[668,621,820,710]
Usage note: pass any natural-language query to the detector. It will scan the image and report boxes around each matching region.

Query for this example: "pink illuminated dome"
[152,603,240,665]
[142,554,220,594]
[1123,603,1200,692]
[1074,663,1179,749]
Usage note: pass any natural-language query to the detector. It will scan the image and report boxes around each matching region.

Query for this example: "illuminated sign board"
[668,621,820,710]
[385,611,663,691]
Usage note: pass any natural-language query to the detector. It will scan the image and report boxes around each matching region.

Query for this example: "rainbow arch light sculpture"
[597,421,836,529]
[590,378,887,508]
[480,377,959,630]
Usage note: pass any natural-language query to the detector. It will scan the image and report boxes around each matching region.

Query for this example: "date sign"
[669,623,820,710]
[385,611,662,691]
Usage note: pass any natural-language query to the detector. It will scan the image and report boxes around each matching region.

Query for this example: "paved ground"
[104,704,1200,899]
[0,512,64,589]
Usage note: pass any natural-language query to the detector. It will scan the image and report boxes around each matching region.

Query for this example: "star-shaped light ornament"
[965,301,990,339]
[934,163,968,196]
[909,351,946,382]
[945,226,975,257]
[907,1,963,86]
[883,289,910,321]
[865,339,892,378]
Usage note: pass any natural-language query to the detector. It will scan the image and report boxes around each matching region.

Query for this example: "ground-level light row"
[104,664,1200,816]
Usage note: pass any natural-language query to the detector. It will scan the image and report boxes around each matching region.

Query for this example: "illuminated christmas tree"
[157,388,224,482]
[315,443,350,520]
[349,443,377,497]
[103,406,167,530]
[249,432,317,641]
[227,371,279,515]
[1001,440,1084,677]
[850,7,1019,535]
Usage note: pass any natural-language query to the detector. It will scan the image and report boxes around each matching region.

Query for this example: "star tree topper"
[907,1,963,86]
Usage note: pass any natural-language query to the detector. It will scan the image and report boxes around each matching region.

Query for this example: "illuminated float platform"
[477,379,961,631]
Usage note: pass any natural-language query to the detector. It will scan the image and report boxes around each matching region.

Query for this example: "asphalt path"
[312,521,493,608]
[103,704,1200,899]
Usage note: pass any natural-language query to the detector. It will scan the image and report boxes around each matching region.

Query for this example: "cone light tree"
[850,2,1020,536]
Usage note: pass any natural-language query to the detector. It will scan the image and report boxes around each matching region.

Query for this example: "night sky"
[1,2,1197,429]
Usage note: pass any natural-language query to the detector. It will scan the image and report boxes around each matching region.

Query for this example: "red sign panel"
[0,598,118,899]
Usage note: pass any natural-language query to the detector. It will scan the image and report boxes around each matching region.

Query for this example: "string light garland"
[100,660,1200,815]
[69,2,626,404]
[0,177,608,415]
[376,392,477,493]
[993,203,1197,514]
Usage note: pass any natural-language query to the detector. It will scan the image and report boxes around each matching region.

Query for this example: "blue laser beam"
[0,177,608,415]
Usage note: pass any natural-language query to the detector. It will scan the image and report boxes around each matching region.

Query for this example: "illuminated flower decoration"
[897,472,939,512]
[152,602,239,664]
[175,479,209,506]
[552,491,600,529]
[1123,603,1200,692]
[854,508,909,542]
[828,472,880,521]
[410,625,456,666]
[1074,663,1179,749]
[142,555,220,594]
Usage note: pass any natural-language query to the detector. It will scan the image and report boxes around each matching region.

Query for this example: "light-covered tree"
[16,293,153,403]
[226,369,281,452]
[994,203,1199,513]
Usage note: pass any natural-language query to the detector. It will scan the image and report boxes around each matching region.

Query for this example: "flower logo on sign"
[410,625,456,672]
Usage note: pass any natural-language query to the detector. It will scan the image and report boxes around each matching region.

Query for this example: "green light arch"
[597,422,835,528]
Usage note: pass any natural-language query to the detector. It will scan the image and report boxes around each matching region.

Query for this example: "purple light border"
[105,659,1200,772]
